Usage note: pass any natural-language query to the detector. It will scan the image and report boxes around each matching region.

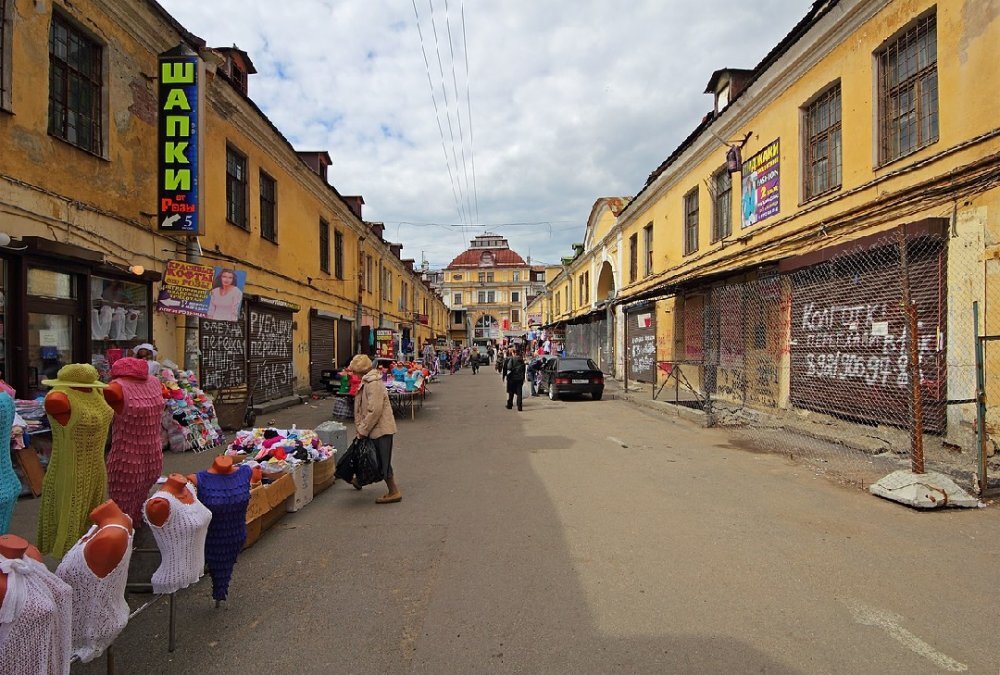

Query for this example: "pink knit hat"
[111,356,150,380]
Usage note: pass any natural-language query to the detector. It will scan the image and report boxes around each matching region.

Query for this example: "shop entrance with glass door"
[24,266,84,399]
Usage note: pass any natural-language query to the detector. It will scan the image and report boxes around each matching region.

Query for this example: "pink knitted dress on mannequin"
[106,357,165,526]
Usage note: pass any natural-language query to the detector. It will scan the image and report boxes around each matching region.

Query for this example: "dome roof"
[446,247,527,269]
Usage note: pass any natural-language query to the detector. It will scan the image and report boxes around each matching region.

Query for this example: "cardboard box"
[312,457,336,497]
[286,462,314,512]
[242,472,296,549]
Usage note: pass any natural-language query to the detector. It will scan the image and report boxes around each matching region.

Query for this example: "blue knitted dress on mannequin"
[0,393,18,534]
[196,464,251,601]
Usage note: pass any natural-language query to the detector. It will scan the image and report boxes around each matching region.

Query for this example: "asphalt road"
[60,368,1000,673]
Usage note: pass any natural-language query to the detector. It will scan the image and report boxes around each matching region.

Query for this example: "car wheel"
[549,385,558,401]
[592,391,603,401]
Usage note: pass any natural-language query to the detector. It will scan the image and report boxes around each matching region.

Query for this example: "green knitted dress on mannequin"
[38,379,114,559]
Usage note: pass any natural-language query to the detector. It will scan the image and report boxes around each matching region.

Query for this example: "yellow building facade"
[0,0,446,404]
[548,0,1000,464]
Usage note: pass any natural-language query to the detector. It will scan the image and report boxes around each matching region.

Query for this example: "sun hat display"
[131,343,157,358]
[41,364,109,389]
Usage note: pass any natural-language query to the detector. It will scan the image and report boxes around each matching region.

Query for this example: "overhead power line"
[460,1,480,226]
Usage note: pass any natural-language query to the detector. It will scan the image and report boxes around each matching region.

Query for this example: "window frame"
[711,167,732,243]
[226,145,249,229]
[318,219,330,273]
[876,13,938,166]
[48,11,104,155]
[643,223,654,277]
[628,233,638,283]
[0,0,12,111]
[453,292,462,306]
[365,255,373,294]
[683,188,699,256]
[511,291,520,303]
[802,83,843,201]
[334,230,344,280]
[259,171,277,242]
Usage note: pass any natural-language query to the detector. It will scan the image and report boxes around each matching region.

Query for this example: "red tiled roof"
[446,248,527,268]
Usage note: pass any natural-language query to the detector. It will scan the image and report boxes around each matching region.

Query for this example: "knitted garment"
[107,365,165,527]
[143,485,212,595]
[0,554,73,674]
[0,393,19,534]
[37,388,114,559]
[55,522,133,663]
[196,465,251,601]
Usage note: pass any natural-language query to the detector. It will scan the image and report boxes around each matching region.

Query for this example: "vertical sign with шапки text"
[157,47,204,234]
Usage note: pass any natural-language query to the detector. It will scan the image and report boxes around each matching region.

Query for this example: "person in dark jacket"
[471,348,481,374]
[527,355,546,396]
[502,349,526,411]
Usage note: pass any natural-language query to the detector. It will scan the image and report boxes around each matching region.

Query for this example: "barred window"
[803,84,842,200]
[226,147,248,228]
[684,188,699,255]
[48,13,102,154]
[711,168,732,242]
[318,219,329,273]
[259,172,277,242]
[629,233,638,283]
[877,14,938,165]
[334,230,344,279]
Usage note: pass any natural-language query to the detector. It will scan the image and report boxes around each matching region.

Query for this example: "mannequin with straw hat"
[37,364,115,558]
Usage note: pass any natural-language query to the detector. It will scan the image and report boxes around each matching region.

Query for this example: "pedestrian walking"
[471,348,481,374]
[349,354,401,504]
[527,354,545,396]
[502,348,526,411]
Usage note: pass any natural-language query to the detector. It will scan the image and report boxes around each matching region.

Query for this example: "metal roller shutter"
[248,303,295,402]
[200,311,246,390]
[309,313,335,390]
[336,319,354,368]
[789,237,946,432]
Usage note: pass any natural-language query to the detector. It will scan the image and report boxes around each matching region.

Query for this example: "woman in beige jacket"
[349,354,401,503]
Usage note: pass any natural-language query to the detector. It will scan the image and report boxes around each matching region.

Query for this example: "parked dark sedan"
[538,356,604,400]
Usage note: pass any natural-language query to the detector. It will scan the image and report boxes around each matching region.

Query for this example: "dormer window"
[716,84,730,111]
[229,60,246,94]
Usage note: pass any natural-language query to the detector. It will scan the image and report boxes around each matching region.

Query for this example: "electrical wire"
[460,0,480,226]
[443,0,474,227]
[411,0,467,229]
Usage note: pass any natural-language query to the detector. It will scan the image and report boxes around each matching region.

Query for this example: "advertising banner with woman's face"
[157,260,246,321]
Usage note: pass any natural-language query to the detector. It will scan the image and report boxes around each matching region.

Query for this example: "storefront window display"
[27,313,74,399]
[90,276,151,381]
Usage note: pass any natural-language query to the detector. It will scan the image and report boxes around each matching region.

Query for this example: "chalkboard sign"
[200,316,246,390]
[627,309,656,383]
[248,305,294,401]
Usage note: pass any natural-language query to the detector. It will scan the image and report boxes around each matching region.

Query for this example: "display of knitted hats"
[106,358,166,527]
[37,365,114,559]
[0,393,19,534]
[0,553,73,674]
[196,464,251,602]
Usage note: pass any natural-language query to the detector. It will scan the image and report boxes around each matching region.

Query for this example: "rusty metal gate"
[309,312,335,390]
[248,302,295,402]
[788,236,946,432]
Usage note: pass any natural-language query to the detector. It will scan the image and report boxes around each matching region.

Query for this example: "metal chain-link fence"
[654,222,998,493]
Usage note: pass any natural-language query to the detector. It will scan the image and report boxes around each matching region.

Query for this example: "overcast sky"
[161,0,807,269]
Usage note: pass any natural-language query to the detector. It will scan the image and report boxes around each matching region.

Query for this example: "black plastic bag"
[334,437,383,486]
[354,436,383,486]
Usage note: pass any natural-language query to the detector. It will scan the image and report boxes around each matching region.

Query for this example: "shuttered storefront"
[309,312,336,390]
[566,316,613,372]
[200,312,246,390]
[337,318,354,368]
[625,304,656,383]
[248,299,296,403]
[789,236,946,432]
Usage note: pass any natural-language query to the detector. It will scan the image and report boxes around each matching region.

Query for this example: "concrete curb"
[621,392,708,426]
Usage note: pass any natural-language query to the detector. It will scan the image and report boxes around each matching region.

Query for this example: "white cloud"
[160,0,807,268]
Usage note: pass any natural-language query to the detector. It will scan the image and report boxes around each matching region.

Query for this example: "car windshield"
[559,358,597,371]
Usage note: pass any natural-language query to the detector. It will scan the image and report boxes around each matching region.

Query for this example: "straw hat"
[348,354,373,374]
[41,363,108,389]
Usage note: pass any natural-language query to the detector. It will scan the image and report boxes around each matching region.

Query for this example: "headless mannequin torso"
[80,500,132,578]
[0,534,44,607]
[44,386,124,425]
[145,474,195,528]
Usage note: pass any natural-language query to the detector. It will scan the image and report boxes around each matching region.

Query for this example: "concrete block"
[869,470,981,509]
